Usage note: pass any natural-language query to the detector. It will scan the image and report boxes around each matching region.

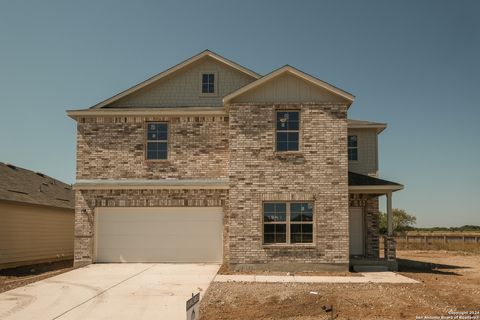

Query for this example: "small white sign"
[186,292,200,320]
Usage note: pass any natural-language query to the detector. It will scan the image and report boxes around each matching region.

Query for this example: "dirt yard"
[200,251,480,319]
[0,260,73,293]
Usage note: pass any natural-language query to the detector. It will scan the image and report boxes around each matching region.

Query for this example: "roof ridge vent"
[6,163,17,170]
[35,172,46,178]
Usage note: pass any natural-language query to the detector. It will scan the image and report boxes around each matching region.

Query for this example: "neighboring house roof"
[223,65,355,105]
[0,162,74,210]
[90,50,261,109]
[347,119,387,133]
[348,171,403,192]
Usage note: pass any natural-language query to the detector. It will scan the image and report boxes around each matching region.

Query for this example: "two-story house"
[67,50,403,271]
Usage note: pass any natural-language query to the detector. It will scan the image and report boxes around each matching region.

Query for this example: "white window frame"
[199,72,218,96]
[262,201,314,245]
[348,135,358,161]
[145,122,169,161]
[275,110,301,153]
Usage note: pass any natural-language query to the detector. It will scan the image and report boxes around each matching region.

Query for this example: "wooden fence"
[394,232,480,252]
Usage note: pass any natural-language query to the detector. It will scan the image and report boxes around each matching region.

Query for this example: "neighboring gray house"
[0,163,74,269]
[67,50,403,271]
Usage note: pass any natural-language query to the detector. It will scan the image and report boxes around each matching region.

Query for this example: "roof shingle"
[0,162,74,209]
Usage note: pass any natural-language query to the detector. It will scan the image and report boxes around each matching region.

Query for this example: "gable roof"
[223,65,355,105]
[90,50,261,109]
[0,162,74,210]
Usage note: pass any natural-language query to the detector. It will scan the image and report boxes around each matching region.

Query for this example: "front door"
[349,207,364,256]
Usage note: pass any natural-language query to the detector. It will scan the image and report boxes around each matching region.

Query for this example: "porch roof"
[348,172,403,193]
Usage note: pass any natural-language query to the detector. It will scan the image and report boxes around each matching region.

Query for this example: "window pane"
[157,151,167,160]
[302,224,313,233]
[291,211,301,222]
[287,141,299,151]
[148,123,157,132]
[275,203,286,221]
[302,233,313,243]
[147,150,156,160]
[287,132,298,142]
[348,135,357,147]
[158,132,168,140]
[208,83,214,93]
[291,233,302,243]
[290,224,301,233]
[264,234,275,243]
[147,142,158,151]
[276,141,288,152]
[208,74,214,82]
[157,142,167,151]
[147,132,157,140]
[264,203,275,213]
[348,148,358,161]
[202,74,209,82]
[288,120,299,130]
[264,224,274,233]
[277,132,288,142]
[276,233,286,243]
[276,224,286,233]
[158,123,167,132]
[288,111,299,121]
[202,84,209,93]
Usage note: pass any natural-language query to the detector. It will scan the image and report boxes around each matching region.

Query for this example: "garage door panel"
[95,207,223,263]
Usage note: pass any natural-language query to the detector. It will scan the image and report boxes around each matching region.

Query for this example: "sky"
[0,0,478,227]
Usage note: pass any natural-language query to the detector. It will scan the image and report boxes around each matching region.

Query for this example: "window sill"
[145,159,170,163]
[262,243,316,249]
[274,151,303,156]
[199,93,218,98]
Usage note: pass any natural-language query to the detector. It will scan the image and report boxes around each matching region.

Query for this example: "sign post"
[186,292,200,320]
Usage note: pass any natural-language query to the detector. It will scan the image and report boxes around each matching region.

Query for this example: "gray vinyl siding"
[229,72,348,104]
[348,128,379,176]
[107,56,256,108]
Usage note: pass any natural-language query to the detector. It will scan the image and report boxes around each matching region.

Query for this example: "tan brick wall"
[74,189,228,267]
[76,115,228,180]
[228,103,349,269]
[365,196,380,258]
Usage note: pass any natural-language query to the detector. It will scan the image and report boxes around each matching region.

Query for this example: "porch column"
[384,191,396,261]
[386,192,393,236]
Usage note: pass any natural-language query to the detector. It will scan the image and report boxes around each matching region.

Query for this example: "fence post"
[406,235,409,249]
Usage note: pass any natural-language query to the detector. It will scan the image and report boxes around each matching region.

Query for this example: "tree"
[379,208,416,235]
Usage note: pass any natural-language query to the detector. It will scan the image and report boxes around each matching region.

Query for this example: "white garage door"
[95,207,223,263]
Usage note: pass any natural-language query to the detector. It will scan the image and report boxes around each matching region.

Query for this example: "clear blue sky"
[0,1,478,227]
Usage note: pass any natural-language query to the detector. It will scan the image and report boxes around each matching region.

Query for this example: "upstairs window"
[276,111,300,152]
[263,202,314,244]
[348,135,358,160]
[201,73,215,94]
[146,123,168,160]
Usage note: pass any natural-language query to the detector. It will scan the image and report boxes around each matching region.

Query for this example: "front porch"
[348,172,403,271]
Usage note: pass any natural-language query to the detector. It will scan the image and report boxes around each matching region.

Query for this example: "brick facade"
[74,188,228,267]
[228,103,350,270]
[70,54,396,270]
[76,115,229,180]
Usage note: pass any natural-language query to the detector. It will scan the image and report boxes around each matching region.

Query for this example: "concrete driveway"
[0,263,220,320]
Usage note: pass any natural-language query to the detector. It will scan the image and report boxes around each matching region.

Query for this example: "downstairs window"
[263,202,314,244]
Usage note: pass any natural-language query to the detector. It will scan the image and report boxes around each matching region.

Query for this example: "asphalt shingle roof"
[348,171,401,186]
[0,162,74,210]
